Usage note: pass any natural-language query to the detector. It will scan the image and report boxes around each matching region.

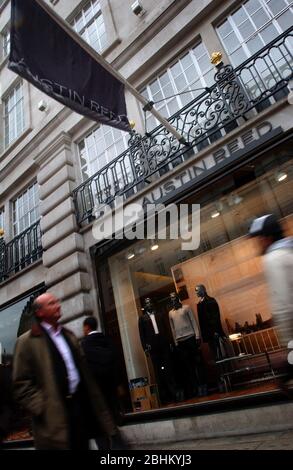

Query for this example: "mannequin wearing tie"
[138,298,178,404]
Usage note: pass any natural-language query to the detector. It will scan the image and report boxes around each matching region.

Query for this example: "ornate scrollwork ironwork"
[73,27,293,224]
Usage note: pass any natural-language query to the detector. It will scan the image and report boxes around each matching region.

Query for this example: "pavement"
[134,430,293,450]
[5,429,293,450]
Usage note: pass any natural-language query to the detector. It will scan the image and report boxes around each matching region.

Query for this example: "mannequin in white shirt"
[168,292,207,398]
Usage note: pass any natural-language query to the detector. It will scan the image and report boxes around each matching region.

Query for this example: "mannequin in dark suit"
[138,298,178,404]
[195,284,226,360]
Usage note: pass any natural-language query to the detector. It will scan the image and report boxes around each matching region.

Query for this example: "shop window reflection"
[96,151,292,412]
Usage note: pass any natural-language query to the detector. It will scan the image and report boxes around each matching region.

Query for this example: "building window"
[72,0,107,53]
[217,0,293,67]
[141,42,214,131]
[3,82,25,148]
[78,126,129,180]
[12,183,40,236]
[0,208,4,237]
[2,27,10,58]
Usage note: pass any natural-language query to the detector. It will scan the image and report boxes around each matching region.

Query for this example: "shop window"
[12,183,40,236]
[0,287,46,442]
[72,0,107,53]
[3,82,25,149]
[95,149,292,413]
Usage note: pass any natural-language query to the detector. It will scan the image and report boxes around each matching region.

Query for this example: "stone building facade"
[0,0,292,434]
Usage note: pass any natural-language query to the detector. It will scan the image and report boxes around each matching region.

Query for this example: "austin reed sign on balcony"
[8,0,130,132]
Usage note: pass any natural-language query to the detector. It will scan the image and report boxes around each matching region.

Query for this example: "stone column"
[35,132,94,332]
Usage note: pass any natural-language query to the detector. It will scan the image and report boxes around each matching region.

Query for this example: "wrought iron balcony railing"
[73,27,293,224]
[0,220,42,283]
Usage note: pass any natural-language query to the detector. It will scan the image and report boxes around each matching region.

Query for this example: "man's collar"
[88,330,99,335]
[41,321,62,334]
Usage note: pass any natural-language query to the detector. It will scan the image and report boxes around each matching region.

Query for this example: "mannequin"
[168,292,207,398]
[195,284,227,361]
[138,298,178,404]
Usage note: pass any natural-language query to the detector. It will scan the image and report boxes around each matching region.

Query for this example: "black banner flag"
[8,0,130,131]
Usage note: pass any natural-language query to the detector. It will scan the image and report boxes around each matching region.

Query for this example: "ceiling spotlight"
[137,246,146,255]
[233,195,243,205]
[228,193,243,206]
[150,240,159,251]
[211,210,220,219]
[276,170,287,182]
[126,252,135,260]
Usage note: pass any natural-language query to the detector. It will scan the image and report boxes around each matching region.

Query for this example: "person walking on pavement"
[248,214,293,387]
[81,317,120,417]
[12,292,121,450]
[81,316,125,449]
[0,359,13,447]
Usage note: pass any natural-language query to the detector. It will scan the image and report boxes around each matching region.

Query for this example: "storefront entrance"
[94,143,292,414]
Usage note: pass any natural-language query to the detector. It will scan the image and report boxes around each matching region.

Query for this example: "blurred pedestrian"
[0,359,13,447]
[249,214,293,385]
[12,292,120,450]
[81,316,125,449]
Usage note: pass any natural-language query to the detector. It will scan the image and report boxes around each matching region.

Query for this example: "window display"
[96,150,292,412]
[138,297,178,404]
[168,292,207,398]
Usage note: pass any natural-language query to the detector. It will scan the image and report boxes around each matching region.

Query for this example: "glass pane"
[232,7,248,25]
[84,4,94,24]
[222,31,240,53]
[197,54,211,72]
[217,20,232,38]
[230,47,248,66]
[266,0,287,16]
[193,42,206,58]
[170,62,182,78]
[185,65,197,84]
[251,8,270,28]
[152,89,163,102]
[104,131,114,147]
[245,0,262,15]
[149,80,160,94]
[181,53,193,69]
[238,19,256,39]
[174,74,187,91]
[260,23,279,43]
[277,9,293,30]
[167,98,179,115]
[161,82,173,98]
[247,35,264,54]
[92,0,101,15]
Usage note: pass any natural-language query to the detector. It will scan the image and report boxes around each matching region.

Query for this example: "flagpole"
[34,0,188,144]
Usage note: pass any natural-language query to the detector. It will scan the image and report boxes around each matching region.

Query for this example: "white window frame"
[78,125,129,181]
[1,26,10,59]
[72,0,108,54]
[141,41,214,131]
[3,81,25,149]
[217,0,293,66]
[12,183,40,236]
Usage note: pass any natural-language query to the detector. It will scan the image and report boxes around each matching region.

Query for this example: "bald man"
[12,292,118,450]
